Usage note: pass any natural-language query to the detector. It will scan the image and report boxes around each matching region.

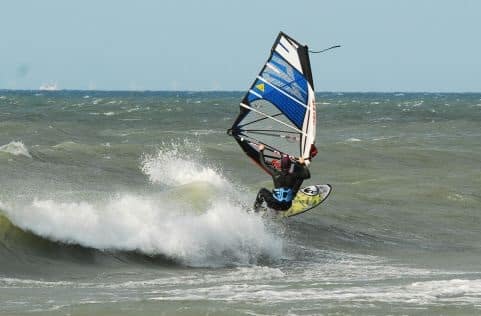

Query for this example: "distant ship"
[39,83,59,91]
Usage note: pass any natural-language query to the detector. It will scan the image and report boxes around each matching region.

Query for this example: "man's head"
[280,154,291,171]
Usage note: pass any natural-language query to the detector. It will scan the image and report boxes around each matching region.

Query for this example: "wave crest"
[1,194,283,267]
[0,141,31,158]
[141,140,227,188]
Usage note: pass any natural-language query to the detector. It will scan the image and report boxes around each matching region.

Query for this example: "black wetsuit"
[254,151,310,211]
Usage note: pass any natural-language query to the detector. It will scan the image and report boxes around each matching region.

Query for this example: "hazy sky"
[1,0,480,91]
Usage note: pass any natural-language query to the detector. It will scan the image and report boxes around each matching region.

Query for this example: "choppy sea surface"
[1,90,481,315]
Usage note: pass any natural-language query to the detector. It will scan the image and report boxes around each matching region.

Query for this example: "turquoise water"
[1,90,481,315]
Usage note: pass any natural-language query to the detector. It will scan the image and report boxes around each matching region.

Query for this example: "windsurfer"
[253,144,310,211]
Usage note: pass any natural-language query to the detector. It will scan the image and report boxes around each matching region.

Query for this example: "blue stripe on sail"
[264,52,308,104]
[269,59,287,74]
[246,79,306,129]
[247,90,259,103]
[291,70,308,103]
[262,84,306,129]
[291,72,308,104]
[247,79,264,103]
[267,72,291,89]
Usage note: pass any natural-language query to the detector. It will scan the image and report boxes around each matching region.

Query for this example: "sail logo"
[255,83,265,93]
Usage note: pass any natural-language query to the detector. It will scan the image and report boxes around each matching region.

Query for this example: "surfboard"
[281,184,331,217]
[253,184,332,218]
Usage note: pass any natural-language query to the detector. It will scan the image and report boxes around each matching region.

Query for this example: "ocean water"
[1,90,481,315]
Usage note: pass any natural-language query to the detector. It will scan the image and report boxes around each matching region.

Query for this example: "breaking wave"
[0,142,283,267]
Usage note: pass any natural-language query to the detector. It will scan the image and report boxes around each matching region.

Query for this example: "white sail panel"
[274,35,303,74]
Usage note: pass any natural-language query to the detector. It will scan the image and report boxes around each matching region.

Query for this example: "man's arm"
[291,161,311,194]
[258,144,277,176]
[298,163,311,180]
[296,157,311,179]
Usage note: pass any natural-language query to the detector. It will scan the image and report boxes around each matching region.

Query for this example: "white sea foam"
[0,266,285,290]
[102,266,286,289]
[373,116,393,122]
[0,277,74,288]
[141,140,228,187]
[0,141,32,158]
[3,194,282,267]
[409,279,481,300]
[372,136,396,141]
[346,138,362,142]
[141,250,478,305]
[191,129,217,136]
[126,106,141,113]
[398,100,424,108]
[149,271,481,306]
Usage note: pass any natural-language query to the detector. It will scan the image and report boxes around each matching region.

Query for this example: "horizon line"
[1,89,481,94]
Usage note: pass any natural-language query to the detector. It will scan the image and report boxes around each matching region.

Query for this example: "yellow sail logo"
[255,83,265,92]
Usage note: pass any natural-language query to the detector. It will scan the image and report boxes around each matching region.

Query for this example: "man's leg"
[254,188,270,210]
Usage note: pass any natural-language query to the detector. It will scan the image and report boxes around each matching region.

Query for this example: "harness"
[272,187,294,202]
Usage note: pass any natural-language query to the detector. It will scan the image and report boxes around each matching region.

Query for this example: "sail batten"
[239,103,305,134]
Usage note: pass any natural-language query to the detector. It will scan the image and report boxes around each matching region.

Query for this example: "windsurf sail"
[228,32,317,171]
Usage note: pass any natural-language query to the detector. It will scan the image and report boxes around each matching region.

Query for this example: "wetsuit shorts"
[256,188,292,211]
